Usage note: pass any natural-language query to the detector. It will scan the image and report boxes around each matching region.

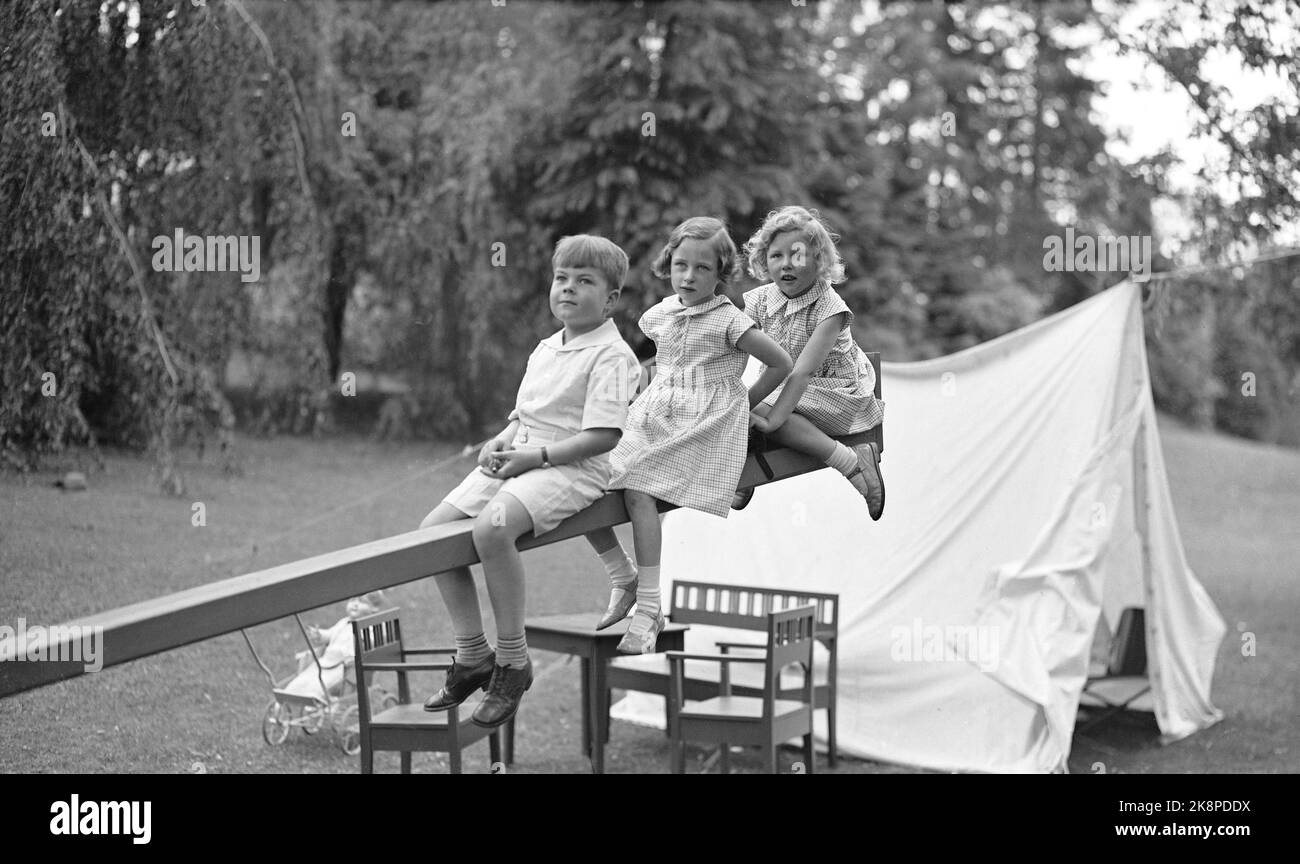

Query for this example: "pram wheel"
[301,703,326,735]
[261,700,292,746]
[370,684,398,711]
[337,704,361,756]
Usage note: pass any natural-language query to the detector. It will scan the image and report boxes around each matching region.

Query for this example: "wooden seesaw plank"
[0,357,882,699]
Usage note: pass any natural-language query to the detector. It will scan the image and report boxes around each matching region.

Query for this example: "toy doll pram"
[242,612,397,756]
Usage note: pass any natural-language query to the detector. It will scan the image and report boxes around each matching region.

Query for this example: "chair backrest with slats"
[669,580,838,646]
[763,605,817,707]
[350,608,404,725]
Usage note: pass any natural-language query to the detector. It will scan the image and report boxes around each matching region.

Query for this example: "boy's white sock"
[495,633,529,669]
[598,545,638,588]
[824,441,859,476]
[454,632,493,667]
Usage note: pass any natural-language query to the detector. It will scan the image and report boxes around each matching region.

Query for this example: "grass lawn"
[1,416,1296,774]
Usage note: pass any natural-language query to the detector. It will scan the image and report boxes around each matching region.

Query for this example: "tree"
[509,0,826,352]
[1,0,259,481]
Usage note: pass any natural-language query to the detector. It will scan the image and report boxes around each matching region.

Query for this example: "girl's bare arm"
[737,327,794,409]
[760,313,846,429]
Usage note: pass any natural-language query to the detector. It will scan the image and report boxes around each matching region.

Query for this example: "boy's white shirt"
[507,318,641,437]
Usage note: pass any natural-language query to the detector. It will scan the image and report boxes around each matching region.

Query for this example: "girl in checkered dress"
[738,206,886,519]
[586,217,792,653]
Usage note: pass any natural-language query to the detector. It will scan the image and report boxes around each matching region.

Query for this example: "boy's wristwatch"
[540,447,551,468]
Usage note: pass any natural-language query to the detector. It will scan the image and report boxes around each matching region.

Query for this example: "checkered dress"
[742,281,883,436]
[610,295,755,517]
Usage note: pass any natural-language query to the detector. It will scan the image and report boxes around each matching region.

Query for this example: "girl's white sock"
[598,545,638,588]
[825,441,859,476]
[635,565,662,618]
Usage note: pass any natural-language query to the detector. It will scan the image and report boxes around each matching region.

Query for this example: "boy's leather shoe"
[471,660,534,729]
[423,652,496,712]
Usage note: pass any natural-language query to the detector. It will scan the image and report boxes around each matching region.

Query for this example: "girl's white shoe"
[597,581,638,630]
[616,610,665,654]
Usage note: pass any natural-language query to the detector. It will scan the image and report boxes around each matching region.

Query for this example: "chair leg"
[827,703,838,768]
[505,716,516,765]
[400,751,412,774]
[361,739,374,775]
[489,729,502,767]
[719,743,730,775]
[672,737,686,774]
[803,733,816,775]
[765,740,778,774]
[449,743,462,774]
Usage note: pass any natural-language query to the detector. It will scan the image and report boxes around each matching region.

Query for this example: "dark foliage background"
[3,0,1297,485]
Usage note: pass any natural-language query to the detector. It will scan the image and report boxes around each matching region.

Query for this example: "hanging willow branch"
[227,0,315,207]
[72,132,180,388]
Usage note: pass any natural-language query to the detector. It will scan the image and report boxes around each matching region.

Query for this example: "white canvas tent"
[618,281,1225,773]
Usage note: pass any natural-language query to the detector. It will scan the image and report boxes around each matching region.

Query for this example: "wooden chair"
[606,581,840,765]
[350,608,512,773]
[1077,607,1151,733]
[668,605,818,773]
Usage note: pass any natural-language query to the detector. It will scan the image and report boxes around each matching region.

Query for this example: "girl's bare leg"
[752,403,837,461]
[584,527,621,555]
[618,490,666,654]
[754,405,884,518]
[624,490,662,568]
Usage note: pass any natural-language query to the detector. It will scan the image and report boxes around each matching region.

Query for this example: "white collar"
[765,281,829,317]
[540,318,624,352]
[665,293,731,317]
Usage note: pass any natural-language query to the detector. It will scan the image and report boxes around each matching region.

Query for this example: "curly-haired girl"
[738,205,885,519]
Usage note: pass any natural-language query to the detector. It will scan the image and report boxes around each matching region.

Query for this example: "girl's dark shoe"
[423,652,496,712]
[847,442,885,521]
[471,660,534,729]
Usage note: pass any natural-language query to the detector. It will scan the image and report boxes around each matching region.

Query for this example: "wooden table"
[525,613,689,774]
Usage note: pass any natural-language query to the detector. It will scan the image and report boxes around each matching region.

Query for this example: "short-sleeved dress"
[609,294,755,517]
[743,281,883,436]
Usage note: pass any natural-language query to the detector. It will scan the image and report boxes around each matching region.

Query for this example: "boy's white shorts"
[442,455,610,536]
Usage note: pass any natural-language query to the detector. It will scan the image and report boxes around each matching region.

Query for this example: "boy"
[420,235,641,728]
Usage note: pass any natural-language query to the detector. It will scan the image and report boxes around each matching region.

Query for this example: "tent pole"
[1133,414,1156,686]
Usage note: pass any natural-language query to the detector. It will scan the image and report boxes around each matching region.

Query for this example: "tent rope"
[1143,244,1300,282]
[201,440,489,577]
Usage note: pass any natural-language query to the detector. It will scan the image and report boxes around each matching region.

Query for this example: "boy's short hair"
[552,235,630,292]
[744,206,846,285]
[651,216,738,290]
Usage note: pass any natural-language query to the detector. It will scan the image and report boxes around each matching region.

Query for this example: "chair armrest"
[402,647,456,655]
[666,652,765,704]
[716,641,766,652]
[665,652,766,664]
[363,661,452,672]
